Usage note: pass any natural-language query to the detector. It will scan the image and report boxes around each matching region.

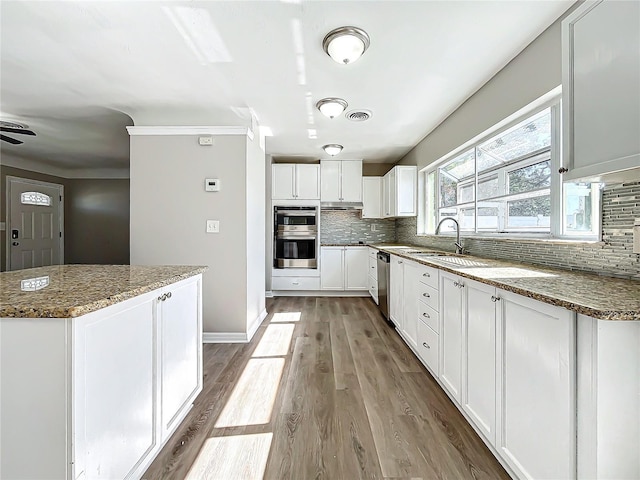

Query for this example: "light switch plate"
[206,220,220,233]
[205,178,220,192]
[199,136,214,146]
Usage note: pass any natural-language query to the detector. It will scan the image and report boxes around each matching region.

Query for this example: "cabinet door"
[496,290,575,480]
[272,164,295,200]
[320,160,341,202]
[385,169,397,217]
[321,247,344,290]
[389,255,404,328]
[395,166,417,216]
[401,260,420,348]
[159,277,202,442]
[295,164,320,200]
[345,246,368,290]
[439,271,464,402]
[463,279,496,445]
[362,177,382,218]
[340,160,363,202]
[562,0,640,181]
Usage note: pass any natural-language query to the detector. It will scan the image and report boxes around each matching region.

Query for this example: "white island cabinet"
[0,265,204,480]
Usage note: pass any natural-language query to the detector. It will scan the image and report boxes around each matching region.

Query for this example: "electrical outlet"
[206,220,220,233]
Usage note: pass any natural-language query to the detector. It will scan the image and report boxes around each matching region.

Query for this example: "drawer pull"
[422,342,430,349]
[453,281,465,289]
[422,312,430,318]
[423,272,430,278]
[491,295,501,302]
[422,292,430,298]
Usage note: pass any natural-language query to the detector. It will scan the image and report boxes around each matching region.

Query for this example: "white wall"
[130,134,249,334]
[398,7,576,170]
[245,135,266,333]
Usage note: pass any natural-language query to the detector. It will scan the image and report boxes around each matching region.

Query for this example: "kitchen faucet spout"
[435,217,464,254]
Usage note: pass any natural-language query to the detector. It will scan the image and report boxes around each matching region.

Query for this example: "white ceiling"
[0,0,574,171]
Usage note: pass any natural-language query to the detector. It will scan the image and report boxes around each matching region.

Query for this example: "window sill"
[415,233,603,246]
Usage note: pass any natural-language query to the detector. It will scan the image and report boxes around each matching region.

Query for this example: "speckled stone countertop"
[370,244,640,321]
[0,265,207,318]
[321,243,371,247]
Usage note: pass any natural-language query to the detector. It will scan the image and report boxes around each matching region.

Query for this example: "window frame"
[419,93,601,241]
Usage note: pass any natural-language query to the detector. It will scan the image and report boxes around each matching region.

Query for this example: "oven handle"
[276,234,317,240]
[275,210,317,216]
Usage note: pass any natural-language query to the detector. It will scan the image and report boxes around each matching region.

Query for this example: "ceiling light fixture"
[316,98,348,119]
[322,144,343,156]
[322,26,370,65]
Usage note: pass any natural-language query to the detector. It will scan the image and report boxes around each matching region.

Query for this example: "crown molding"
[126,126,252,136]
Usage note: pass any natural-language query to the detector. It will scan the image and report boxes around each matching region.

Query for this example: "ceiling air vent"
[345,109,372,122]
[0,120,30,129]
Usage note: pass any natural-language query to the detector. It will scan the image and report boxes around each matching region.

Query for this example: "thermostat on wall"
[205,178,220,192]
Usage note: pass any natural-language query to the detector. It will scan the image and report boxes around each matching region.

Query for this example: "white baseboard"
[272,290,369,297]
[266,290,274,298]
[203,308,268,344]
[247,308,268,342]
[202,332,248,343]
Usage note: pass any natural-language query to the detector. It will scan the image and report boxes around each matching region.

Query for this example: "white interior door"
[7,176,63,271]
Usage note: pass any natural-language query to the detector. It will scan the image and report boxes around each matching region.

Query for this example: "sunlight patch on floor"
[185,432,273,480]
[214,358,285,428]
[252,323,295,357]
[270,311,301,323]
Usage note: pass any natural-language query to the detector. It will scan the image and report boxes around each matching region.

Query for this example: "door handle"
[11,229,19,240]
[12,242,19,246]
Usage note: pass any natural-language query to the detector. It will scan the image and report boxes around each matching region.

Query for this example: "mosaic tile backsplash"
[396,181,640,280]
[321,210,396,244]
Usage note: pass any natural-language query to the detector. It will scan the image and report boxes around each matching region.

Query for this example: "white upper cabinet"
[272,164,320,200]
[320,160,363,203]
[561,0,640,182]
[362,177,383,218]
[383,166,417,217]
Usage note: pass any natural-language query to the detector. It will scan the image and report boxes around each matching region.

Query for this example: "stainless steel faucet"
[435,217,464,254]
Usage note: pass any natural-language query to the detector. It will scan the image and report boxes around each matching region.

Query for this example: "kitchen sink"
[430,256,489,268]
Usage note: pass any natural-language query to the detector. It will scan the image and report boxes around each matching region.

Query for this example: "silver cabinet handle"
[422,292,430,298]
[166,291,172,299]
[453,281,464,289]
[422,342,430,349]
[491,295,501,302]
[423,272,430,278]
[423,312,430,318]
[398,261,403,264]
[158,293,168,301]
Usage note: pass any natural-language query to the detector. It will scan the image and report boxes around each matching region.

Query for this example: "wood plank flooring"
[142,296,509,480]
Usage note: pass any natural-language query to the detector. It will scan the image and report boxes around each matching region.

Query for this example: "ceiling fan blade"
[0,134,24,145]
[0,126,36,136]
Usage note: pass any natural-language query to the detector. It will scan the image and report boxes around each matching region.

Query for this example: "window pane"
[564,183,599,236]
[478,176,499,200]
[477,205,500,230]
[21,191,51,206]
[508,160,551,194]
[438,208,475,232]
[507,196,551,229]
[477,108,551,168]
[439,150,474,207]
[458,183,475,203]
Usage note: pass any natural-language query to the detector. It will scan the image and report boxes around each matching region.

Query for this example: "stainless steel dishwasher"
[377,251,390,321]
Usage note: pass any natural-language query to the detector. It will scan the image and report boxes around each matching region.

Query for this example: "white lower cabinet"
[320,246,368,291]
[389,255,404,328]
[496,289,575,480]
[0,275,203,480]
[401,260,421,349]
[463,279,497,445]
[439,271,464,402]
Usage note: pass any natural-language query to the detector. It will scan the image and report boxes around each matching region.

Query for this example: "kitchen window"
[421,99,600,239]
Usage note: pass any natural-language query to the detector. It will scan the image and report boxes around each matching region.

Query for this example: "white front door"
[7,176,63,271]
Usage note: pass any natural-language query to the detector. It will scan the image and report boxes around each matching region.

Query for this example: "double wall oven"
[274,206,318,269]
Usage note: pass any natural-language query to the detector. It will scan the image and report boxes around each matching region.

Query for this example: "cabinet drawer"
[418,265,439,289]
[418,284,438,311]
[272,276,320,290]
[417,320,439,374]
[368,274,378,300]
[418,301,439,333]
[369,255,378,276]
[368,247,378,258]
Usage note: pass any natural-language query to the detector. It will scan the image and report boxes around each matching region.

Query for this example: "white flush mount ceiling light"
[316,98,348,118]
[322,144,343,156]
[322,26,370,65]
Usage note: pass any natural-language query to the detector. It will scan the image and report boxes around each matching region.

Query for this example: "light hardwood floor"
[143,296,510,480]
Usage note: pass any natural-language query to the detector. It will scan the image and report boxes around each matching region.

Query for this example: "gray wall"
[130,133,265,335]
[397,182,640,279]
[363,163,394,177]
[65,178,130,265]
[321,210,396,245]
[0,165,130,271]
[398,7,575,171]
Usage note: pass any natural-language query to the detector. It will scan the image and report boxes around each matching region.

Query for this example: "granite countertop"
[0,265,207,319]
[371,244,640,321]
[321,243,371,247]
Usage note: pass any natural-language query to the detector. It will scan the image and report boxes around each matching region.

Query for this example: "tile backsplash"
[321,210,396,244]
[396,181,640,279]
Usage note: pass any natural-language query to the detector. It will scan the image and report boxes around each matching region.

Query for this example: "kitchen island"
[0,265,206,480]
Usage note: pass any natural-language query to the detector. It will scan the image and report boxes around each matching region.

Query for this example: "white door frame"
[6,175,65,270]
